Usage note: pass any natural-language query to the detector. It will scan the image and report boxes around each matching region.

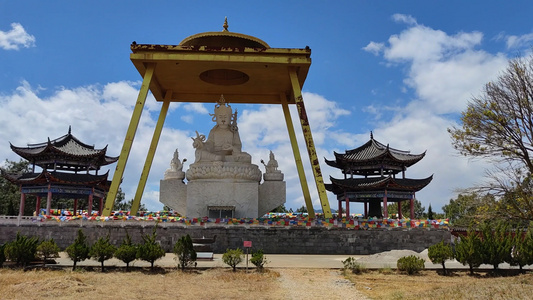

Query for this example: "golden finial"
[223,17,229,32]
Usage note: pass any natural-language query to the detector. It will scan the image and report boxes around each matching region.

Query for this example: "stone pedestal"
[258,181,286,216]
[159,179,187,215]
[186,180,259,218]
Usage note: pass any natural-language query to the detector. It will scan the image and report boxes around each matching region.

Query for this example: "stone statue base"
[186,180,259,218]
[258,181,286,216]
[160,179,187,214]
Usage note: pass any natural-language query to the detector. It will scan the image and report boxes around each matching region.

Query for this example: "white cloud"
[505,32,533,50]
[362,41,384,55]
[391,14,417,26]
[0,23,35,50]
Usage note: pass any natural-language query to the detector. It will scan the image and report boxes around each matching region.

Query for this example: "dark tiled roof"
[1,170,109,187]
[325,136,426,172]
[9,128,118,169]
[325,175,433,194]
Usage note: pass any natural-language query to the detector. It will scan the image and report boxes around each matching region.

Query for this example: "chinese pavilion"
[1,127,118,216]
[324,133,433,219]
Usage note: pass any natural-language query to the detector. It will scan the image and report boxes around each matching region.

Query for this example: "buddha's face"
[216,112,230,128]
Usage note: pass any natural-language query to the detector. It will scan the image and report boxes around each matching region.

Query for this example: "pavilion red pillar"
[73,198,78,216]
[410,193,415,219]
[99,197,103,215]
[88,194,93,215]
[383,190,388,219]
[398,200,402,219]
[338,199,342,217]
[46,184,52,216]
[345,195,350,218]
[18,191,26,217]
[364,201,368,218]
[35,196,41,216]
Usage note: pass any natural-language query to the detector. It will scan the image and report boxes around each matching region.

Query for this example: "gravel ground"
[277,269,369,300]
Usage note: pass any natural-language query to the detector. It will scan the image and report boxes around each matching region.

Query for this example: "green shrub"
[36,239,60,267]
[455,230,483,275]
[137,227,165,271]
[114,232,137,271]
[342,256,366,274]
[173,234,197,270]
[250,249,268,272]
[0,243,6,267]
[89,235,116,272]
[4,232,39,267]
[508,225,533,272]
[397,255,425,275]
[222,248,243,272]
[481,221,512,270]
[428,240,454,274]
[66,229,90,271]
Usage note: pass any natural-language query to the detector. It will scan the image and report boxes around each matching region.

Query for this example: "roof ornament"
[370,131,374,140]
[68,125,72,135]
[223,17,229,32]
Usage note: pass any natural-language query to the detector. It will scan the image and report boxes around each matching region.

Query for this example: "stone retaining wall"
[0,223,450,255]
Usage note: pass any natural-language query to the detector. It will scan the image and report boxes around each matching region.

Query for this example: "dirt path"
[276,269,369,300]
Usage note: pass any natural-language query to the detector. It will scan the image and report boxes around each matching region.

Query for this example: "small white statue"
[261,150,284,181]
[192,95,251,163]
[164,149,186,180]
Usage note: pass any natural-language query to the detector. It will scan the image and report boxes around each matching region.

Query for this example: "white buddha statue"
[192,95,251,163]
[164,148,186,180]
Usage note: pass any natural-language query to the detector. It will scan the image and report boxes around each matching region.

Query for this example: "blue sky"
[1,1,533,214]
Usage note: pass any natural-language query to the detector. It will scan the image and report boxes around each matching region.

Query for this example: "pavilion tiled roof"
[325,133,426,174]
[325,175,433,194]
[9,127,118,171]
[2,169,111,188]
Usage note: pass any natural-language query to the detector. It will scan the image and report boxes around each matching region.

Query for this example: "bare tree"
[449,53,533,220]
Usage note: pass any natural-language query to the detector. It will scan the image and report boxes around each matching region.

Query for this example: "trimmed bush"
[114,232,137,271]
[4,232,39,267]
[89,235,116,272]
[66,229,90,271]
[137,227,165,271]
[222,248,244,272]
[397,255,425,275]
[36,239,61,267]
[173,234,197,270]
[455,230,483,275]
[428,240,454,274]
[250,249,268,272]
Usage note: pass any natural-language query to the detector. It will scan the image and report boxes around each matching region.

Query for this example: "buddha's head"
[211,95,233,128]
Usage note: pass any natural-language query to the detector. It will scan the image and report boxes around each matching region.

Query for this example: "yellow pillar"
[288,68,332,218]
[102,63,156,216]
[280,94,315,218]
[130,100,170,215]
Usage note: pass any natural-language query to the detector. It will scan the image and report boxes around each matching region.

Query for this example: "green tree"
[4,232,39,267]
[296,205,308,214]
[0,159,36,216]
[270,205,288,213]
[222,248,244,272]
[386,199,425,218]
[448,53,533,221]
[66,229,90,271]
[113,188,147,212]
[36,239,61,267]
[137,227,165,271]
[481,221,512,270]
[250,249,268,272]
[0,243,6,267]
[508,225,533,272]
[427,204,434,220]
[428,240,454,275]
[89,235,116,272]
[114,231,137,271]
[173,234,197,270]
[455,230,484,275]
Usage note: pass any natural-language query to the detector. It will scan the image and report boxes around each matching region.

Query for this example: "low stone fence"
[0,217,450,255]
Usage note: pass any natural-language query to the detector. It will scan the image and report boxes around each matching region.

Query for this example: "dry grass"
[2,267,533,300]
[346,270,533,300]
[0,268,280,300]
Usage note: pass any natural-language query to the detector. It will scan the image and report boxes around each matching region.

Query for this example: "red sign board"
[243,241,252,248]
